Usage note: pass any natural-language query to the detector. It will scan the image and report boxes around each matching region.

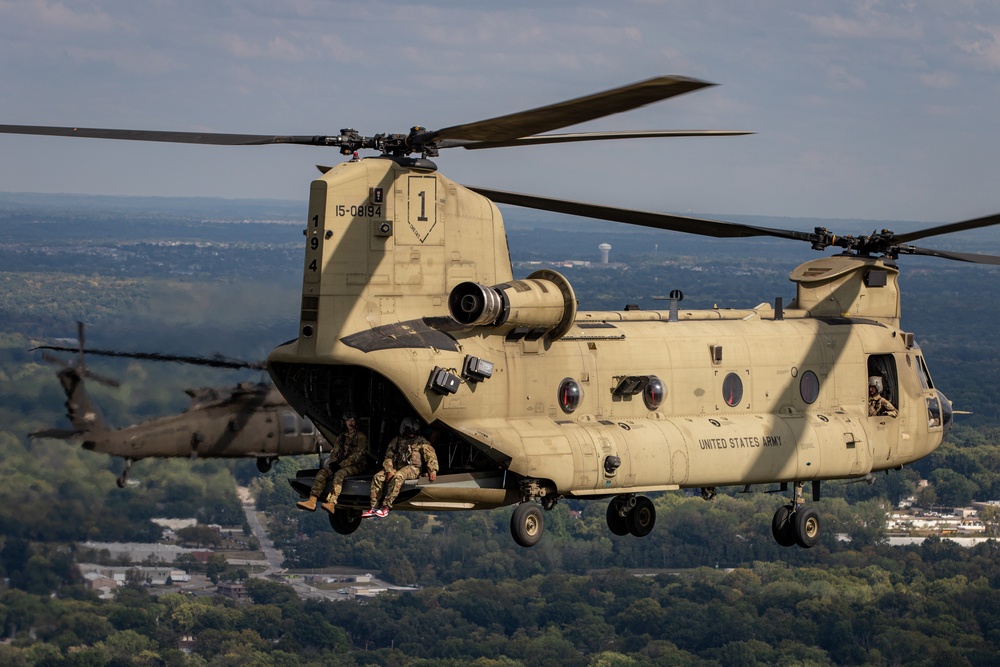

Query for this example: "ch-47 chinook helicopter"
[31,323,328,487]
[5,76,1000,548]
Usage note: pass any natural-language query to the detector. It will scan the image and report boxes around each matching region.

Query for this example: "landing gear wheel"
[256,457,274,473]
[116,459,132,488]
[626,496,656,537]
[329,508,363,535]
[794,506,821,548]
[771,504,796,547]
[606,500,630,536]
[511,503,544,547]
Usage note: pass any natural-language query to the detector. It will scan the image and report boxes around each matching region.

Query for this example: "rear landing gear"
[116,459,133,488]
[771,481,822,548]
[606,494,657,537]
[329,507,363,535]
[510,503,544,547]
[256,456,277,473]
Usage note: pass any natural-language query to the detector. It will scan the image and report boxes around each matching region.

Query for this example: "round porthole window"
[558,378,583,413]
[799,370,820,404]
[643,376,665,410]
[722,373,743,407]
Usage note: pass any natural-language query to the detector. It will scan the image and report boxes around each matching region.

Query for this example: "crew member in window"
[868,377,897,417]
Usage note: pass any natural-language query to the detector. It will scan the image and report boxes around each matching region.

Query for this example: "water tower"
[599,243,612,264]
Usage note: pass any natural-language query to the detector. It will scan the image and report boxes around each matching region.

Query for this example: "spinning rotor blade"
[469,186,1000,263]
[426,76,715,144]
[466,186,815,242]
[32,346,266,371]
[902,246,1000,264]
[0,75,738,157]
[39,351,120,388]
[0,124,334,147]
[893,212,1000,244]
[439,129,753,151]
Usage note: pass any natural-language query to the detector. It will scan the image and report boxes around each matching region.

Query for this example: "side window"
[281,411,299,435]
[301,416,315,435]
[868,354,899,416]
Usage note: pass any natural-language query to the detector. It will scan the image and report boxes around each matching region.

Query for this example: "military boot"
[320,501,336,515]
[296,496,318,511]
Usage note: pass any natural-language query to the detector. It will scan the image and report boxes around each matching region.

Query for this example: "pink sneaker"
[373,507,390,518]
[360,508,377,518]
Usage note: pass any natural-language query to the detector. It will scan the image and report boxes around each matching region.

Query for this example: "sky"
[2,1,1000,224]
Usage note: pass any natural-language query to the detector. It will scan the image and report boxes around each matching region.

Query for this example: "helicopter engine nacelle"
[448,269,577,342]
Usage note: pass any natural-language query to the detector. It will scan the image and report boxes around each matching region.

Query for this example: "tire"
[626,496,656,537]
[256,457,273,473]
[794,506,821,548]
[606,500,630,536]
[771,505,796,547]
[510,503,544,547]
[329,508,363,535]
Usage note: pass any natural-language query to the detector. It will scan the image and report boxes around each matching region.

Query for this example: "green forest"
[2,194,1000,665]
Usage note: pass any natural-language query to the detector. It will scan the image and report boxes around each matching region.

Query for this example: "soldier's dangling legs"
[309,466,332,498]
[381,464,421,508]
[327,464,363,505]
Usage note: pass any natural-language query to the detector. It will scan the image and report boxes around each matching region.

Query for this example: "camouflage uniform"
[868,393,897,418]
[311,429,369,503]
[369,434,439,509]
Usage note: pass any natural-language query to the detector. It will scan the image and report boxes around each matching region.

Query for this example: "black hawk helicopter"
[5,76,999,547]
[31,323,328,487]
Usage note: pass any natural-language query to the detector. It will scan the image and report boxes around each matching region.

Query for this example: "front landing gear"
[606,495,657,538]
[771,482,822,548]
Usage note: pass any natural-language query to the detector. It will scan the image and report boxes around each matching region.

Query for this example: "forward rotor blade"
[0,124,335,147]
[904,246,1000,264]
[439,129,753,151]
[466,186,815,242]
[429,76,716,144]
[32,346,266,370]
[893,212,1000,244]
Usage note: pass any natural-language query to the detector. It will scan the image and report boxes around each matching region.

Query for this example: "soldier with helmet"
[362,417,439,518]
[297,410,369,514]
[868,376,898,418]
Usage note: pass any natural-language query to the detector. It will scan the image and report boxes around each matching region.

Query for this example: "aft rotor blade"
[893,212,1000,244]
[466,186,815,242]
[439,129,753,151]
[429,76,716,144]
[0,124,336,147]
[32,346,266,370]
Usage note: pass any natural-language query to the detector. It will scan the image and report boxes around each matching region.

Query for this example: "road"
[238,486,284,573]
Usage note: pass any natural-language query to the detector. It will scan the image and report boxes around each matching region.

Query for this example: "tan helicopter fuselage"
[268,157,951,511]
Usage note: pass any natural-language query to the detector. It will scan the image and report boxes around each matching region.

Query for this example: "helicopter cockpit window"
[799,370,820,404]
[926,395,943,428]
[558,378,583,413]
[916,356,934,390]
[281,412,299,435]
